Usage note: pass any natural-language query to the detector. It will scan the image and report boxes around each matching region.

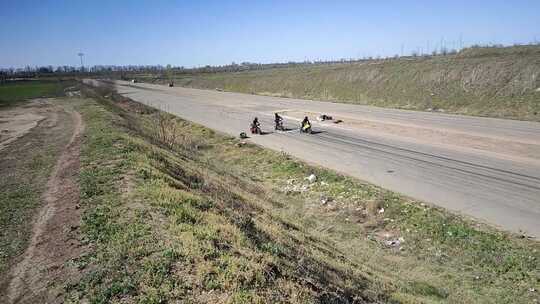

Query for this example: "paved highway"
[87,80,540,236]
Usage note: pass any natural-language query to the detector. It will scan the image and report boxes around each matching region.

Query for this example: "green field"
[66,85,539,303]
[0,80,71,106]
[135,45,540,121]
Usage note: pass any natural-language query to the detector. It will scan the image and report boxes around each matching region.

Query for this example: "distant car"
[131,79,137,83]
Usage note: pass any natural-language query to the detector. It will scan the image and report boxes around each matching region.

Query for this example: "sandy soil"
[3,104,85,304]
[0,103,51,152]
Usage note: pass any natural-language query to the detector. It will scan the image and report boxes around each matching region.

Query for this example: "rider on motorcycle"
[274,113,284,130]
[301,116,312,133]
[251,117,261,134]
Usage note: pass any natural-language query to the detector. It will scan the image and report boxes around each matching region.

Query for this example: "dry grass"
[66,85,540,303]
[134,45,540,121]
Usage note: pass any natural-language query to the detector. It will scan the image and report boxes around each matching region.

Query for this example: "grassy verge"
[69,86,539,303]
[0,80,75,106]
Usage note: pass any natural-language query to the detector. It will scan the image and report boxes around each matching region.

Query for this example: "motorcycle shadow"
[252,131,272,135]
[276,127,294,132]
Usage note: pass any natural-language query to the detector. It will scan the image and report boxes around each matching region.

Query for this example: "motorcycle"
[300,122,312,134]
[250,123,262,134]
[275,120,285,131]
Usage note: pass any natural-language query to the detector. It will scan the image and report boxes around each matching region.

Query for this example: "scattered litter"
[306,174,317,183]
[239,132,248,139]
[519,232,535,239]
[529,288,536,292]
[66,90,81,97]
[284,179,309,193]
[320,181,329,186]
[317,114,333,121]
[384,239,401,247]
[378,207,385,214]
[320,196,333,205]
[236,141,247,147]
[334,119,343,124]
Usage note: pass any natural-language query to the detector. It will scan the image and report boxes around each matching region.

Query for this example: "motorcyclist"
[251,117,261,134]
[301,116,311,133]
[274,113,284,130]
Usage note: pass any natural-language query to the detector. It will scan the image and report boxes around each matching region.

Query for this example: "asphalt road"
[87,80,540,236]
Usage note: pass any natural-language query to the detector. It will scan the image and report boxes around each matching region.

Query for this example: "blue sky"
[1,0,539,68]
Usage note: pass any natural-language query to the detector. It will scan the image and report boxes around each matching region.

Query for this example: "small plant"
[153,111,180,149]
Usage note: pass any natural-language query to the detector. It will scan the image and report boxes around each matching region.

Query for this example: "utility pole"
[78,52,84,72]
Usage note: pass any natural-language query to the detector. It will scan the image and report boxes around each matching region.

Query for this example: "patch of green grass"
[222,142,539,302]
[69,88,539,303]
[0,80,72,106]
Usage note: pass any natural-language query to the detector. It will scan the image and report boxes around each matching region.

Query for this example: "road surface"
[87,80,540,236]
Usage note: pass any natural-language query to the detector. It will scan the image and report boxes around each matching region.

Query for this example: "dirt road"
[0,100,84,304]
[87,80,540,236]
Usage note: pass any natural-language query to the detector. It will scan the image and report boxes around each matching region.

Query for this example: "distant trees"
[1,41,539,79]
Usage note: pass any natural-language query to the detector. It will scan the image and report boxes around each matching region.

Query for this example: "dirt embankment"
[151,45,540,121]
[0,100,85,304]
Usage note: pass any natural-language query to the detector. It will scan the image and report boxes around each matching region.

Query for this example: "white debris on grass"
[320,196,332,205]
[284,178,310,194]
[306,174,317,183]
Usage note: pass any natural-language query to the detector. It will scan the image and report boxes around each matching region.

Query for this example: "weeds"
[137,45,540,121]
[70,86,540,303]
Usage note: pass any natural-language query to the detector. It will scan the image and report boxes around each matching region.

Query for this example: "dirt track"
[87,80,540,237]
[2,102,84,304]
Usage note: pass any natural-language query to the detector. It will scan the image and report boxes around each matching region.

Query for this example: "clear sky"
[1,0,539,68]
